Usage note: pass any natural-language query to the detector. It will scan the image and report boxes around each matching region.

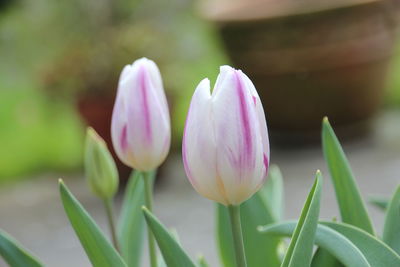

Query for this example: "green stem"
[104,198,119,252]
[228,205,247,267]
[143,171,157,267]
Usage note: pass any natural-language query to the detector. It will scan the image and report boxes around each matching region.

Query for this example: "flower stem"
[103,198,119,252]
[228,205,247,267]
[143,171,157,267]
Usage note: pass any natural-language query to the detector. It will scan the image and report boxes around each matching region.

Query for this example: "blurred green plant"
[0,0,226,180]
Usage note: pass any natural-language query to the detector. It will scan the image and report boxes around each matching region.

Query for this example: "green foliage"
[0,230,43,267]
[321,222,400,266]
[280,172,322,267]
[142,207,196,267]
[59,180,126,267]
[261,165,284,221]
[197,255,209,267]
[261,222,369,267]
[117,171,146,267]
[216,166,283,267]
[322,118,374,234]
[382,185,400,254]
[369,196,389,211]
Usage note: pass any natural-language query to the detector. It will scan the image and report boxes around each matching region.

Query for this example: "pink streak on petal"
[120,124,128,151]
[252,96,257,106]
[139,66,152,143]
[261,153,270,183]
[235,71,253,171]
[263,153,269,170]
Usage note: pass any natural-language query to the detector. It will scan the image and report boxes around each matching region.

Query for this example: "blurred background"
[1,0,400,266]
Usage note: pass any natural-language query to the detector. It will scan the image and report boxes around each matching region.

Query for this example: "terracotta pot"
[204,0,399,142]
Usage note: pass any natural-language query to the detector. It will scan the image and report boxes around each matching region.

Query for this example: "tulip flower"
[111,58,170,267]
[183,65,270,206]
[111,58,171,172]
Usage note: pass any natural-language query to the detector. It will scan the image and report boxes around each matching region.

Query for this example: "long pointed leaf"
[117,171,147,267]
[260,222,369,267]
[281,171,322,267]
[59,180,126,267]
[0,230,43,267]
[142,207,196,267]
[322,118,374,234]
[382,185,400,254]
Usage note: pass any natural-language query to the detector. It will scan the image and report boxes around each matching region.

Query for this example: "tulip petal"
[125,61,170,170]
[241,71,270,172]
[212,68,265,204]
[183,79,230,204]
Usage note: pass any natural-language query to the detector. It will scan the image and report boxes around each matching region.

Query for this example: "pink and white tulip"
[182,66,270,205]
[111,58,170,171]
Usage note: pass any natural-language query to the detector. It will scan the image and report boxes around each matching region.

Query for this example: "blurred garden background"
[1,0,400,266]
[0,0,226,181]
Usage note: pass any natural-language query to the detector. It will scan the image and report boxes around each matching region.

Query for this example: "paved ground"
[1,111,400,267]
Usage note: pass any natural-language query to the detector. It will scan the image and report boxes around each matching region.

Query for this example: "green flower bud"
[85,127,119,199]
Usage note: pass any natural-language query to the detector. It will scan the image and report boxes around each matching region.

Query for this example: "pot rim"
[201,0,385,24]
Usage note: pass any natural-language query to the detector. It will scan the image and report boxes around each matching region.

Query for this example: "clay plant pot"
[204,0,399,143]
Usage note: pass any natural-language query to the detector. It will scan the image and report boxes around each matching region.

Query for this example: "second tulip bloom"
[183,66,270,205]
[111,58,171,171]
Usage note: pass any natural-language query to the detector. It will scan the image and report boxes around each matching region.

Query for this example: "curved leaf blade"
[0,230,43,267]
[59,180,126,267]
[322,118,374,234]
[117,171,146,267]
[322,221,400,267]
[382,185,400,254]
[280,171,322,267]
[142,207,196,267]
[260,222,369,267]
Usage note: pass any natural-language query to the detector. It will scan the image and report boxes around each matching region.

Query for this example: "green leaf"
[158,228,181,267]
[0,230,43,267]
[280,171,322,267]
[311,248,343,267]
[142,207,196,267]
[260,222,369,267]
[260,164,284,221]
[369,196,389,211]
[59,180,126,267]
[322,221,400,266]
[382,185,400,254]
[197,255,209,267]
[322,117,374,234]
[117,171,146,267]
[216,188,281,267]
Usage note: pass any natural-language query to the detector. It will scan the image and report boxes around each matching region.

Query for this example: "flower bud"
[85,127,119,199]
[182,66,270,205]
[111,58,171,171]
